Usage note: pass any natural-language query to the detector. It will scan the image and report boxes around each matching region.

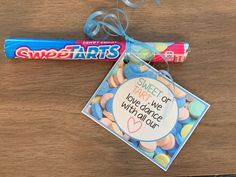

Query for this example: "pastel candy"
[124,63,142,79]
[139,141,157,153]
[176,96,186,108]
[143,151,155,158]
[113,68,125,85]
[103,110,114,121]
[155,147,166,155]
[105,98,113,112]
[154,154,170,167]
[108,75,118,88]
[92,96,101,104]
[108,88,118,94]
[140,65,149,72]
[86,105,92,114]
[175,133,183,146]
[100,93,113,108]
[188,99,206,119]
[100,118,112,127]
[111,123,123,136]
[171,122,182,135]
[157,75,171,86]
[156,134,171,147]
[161,134,176,150]
[91,103,103,120]
[136,48,154,61]
[180,117,192,124]
[174,87,186,98]
[181,124,193,139]
[167,144,178,157]
[178,107,190,121]
[186,94,195,102]
[97,81,110,96]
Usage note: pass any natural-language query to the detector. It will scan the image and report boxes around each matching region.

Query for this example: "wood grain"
[0,0,236,176]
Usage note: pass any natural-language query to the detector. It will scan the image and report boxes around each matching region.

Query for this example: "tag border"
[82,53,210,171]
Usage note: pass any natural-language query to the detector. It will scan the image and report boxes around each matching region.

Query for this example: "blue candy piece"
[155,147,166,155]
[175,133,184,146]
[91,103,103,120]
[176,96,186,108]
[179,117,192,124]
[167,144,178,157]
[130,139,139,147]
[124,63,142,79]
[105,98,113,112]
[171,122,182,135]
[108,88,118,94]
[142,71,157,79]
[97,81,110,96]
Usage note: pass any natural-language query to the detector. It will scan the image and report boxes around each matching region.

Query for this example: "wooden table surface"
[0,0,236,176]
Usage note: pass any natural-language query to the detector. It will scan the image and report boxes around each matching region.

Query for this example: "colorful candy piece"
[136,48,154,61]
[167,144,178,157]
[124,63,142,79]
[92,96,102,104]
[154,154,170,167]
[156,134,171,147]
[100,93,113,108]
[140,65,149,72]
[157,75,171,86]
[175,133,183,146]
[139,141,157,153]
[100,118,112,127]
[108,88,118,94]
[142,70,157,79]
[143,151,155,158]
[173,86,186,98]
[113,68,125,85]
[176,96,186,108]
[181,124,193,139]
[186,94,195,102]
[111,123,123,136]
[105,99,113,112]
[161,134,176,150]
[178,107,190,122]
[171,122,182,135]
[155,147,166,155]
[108,75,118,88]
[91,103,103,120]
[86,105,92,114]
[188,99,206,119]
[97,81,110,96]
[103,110,115,121]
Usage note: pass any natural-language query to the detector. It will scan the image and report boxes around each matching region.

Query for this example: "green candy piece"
[188,100,206,119]
[143,151,155,158]
[136,48,154,61]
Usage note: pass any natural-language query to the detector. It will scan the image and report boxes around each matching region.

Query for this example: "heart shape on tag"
[127,117,142,134]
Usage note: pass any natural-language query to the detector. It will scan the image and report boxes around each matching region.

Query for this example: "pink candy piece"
[108,75,118,88]
[100,118,112,127]
[174,87,186,98]
[139,141,157,152]
[178,107,190,121]
[186,94,195,102]
[156,134,171,147]
[161,134,176,150]
[103,110,114,121]
[100,93,113,108]
[113,68,125,85]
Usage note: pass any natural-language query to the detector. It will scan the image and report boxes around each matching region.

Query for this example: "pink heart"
[127,117,142,134]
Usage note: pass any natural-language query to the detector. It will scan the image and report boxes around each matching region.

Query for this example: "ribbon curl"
[121,0,160,8]
[83,8,173,81]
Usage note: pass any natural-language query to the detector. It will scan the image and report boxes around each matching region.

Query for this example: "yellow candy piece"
[181,124,193,139]
[154,154,170,167]
[92,96,102,104]
[155,43,168,52]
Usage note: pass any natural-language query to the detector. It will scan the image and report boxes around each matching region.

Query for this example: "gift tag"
[82,54,210,171]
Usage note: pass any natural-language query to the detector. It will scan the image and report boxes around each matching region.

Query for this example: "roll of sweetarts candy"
[5,38,190,62]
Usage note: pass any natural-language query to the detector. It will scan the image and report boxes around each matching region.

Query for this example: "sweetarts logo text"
[15,44,121,60]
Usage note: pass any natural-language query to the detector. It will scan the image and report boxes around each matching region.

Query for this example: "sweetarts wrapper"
[4,38,190,62]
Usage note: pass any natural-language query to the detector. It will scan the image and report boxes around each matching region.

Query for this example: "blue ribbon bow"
[83,8,173,81]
